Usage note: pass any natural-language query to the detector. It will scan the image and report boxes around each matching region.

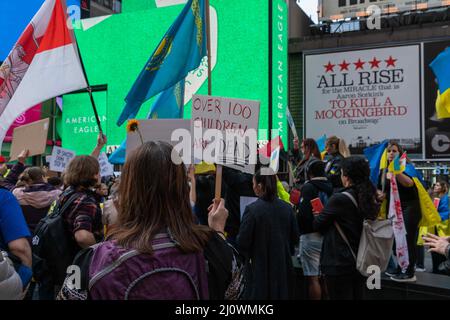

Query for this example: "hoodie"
[297,177,333,235]
[13,183,62,233]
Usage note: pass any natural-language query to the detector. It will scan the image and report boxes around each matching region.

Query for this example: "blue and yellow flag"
[430,47,450,119]
[363,140,388,185]
[117,0,206,126]
[316,134,327,160]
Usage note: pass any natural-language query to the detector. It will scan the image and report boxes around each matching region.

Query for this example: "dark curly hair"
[341,156,379,220]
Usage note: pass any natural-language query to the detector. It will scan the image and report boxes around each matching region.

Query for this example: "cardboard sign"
[9,118,50,161]
[49,146,76,173]
[191,95,260,174]
[99,152,114,177]
[126,119,191,158]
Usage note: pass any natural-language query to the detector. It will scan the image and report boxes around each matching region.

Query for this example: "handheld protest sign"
[191,95,260,175]
[49,146,76,173]
[126,119,191,158]
[9,118,50,161]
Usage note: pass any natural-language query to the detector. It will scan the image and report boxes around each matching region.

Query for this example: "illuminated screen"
[61,0,288,154]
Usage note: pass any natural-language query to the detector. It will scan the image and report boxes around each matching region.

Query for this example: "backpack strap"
[51,191,81,218]
[333,191,358,261]
[341,191,358,209]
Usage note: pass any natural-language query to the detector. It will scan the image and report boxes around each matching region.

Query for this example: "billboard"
[61,0,288,155]
[319,0,450,21]
[424,40,450,160]
[304,45,422,155]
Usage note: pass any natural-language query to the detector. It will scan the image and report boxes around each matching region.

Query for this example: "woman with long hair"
[430,180,450,273]
[314,156,379,300]
[58,141,233,300]
[237,170,299,299]
[378,141,421,282]
[293,138,321,187]
[324,136,351,191]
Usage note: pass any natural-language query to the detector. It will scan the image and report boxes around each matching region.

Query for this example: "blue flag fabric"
[117,0,206,126]
[316,134,327,153]
[430,47,450,95]
[109,80,186,164]
[363,140,388,185]
[148,79,185,119]
[108,140,126,165]
[430,47,450,119]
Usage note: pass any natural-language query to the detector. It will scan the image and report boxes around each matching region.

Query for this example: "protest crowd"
[1,132,449,301]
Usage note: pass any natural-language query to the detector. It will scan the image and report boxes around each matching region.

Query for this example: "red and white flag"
[0,0,87,148]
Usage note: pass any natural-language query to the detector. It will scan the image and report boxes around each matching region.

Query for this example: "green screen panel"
[64,0,274,154]
[62,91,107,154]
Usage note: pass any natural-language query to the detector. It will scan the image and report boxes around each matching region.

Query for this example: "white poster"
[98,152,114,177]
[191,95,260,174]
[304,45,421,154]
[126,119,191,157]
[49,146,76,173]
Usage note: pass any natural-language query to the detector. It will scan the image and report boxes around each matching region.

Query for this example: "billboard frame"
[303,41,424,158]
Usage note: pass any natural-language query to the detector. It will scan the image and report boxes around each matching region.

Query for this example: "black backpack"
[31,190,80,285]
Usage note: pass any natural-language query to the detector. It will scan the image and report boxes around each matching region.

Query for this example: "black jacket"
[222,167,255,239]
[237,198,299,300]
[297,178,333,235]
[313,187,363,276]
[324,154,344,190]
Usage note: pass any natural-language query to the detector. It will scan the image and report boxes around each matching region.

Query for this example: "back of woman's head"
[302,138,321,161]
[254,170,277,202]
[110,141,211,254]
[64,155,100,189]
[26,167,45,184]
[341,156,378,220]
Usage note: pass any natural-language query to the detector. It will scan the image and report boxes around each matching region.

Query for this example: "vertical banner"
[272,0,288,147]
[424,40,450,160]
[304,45,422,155]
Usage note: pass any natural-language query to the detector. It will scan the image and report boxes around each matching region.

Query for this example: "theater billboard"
[319,0,450,21]
[304,44,422,155]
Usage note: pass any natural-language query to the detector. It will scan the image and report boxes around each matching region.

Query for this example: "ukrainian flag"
[316,134,327,160]
[364,141,441,229]
[117,0,206,126]
[363,140,388,185]
[430,47,450,119]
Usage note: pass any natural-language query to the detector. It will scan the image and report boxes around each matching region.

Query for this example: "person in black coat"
[297,159,333,300]
[222,167,255,246]
[237,170,299,300]
[313,156,379,300]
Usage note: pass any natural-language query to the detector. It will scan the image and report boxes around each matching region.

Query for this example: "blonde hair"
[326,136,351,158]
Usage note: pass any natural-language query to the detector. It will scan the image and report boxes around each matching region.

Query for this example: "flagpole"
[75,43,103,134]
[206,0,212,96]
[205,0,221,200]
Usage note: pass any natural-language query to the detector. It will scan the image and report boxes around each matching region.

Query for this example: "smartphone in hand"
[310,197,324,215]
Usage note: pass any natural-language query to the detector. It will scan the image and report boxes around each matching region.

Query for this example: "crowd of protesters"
[1,133,450,301]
